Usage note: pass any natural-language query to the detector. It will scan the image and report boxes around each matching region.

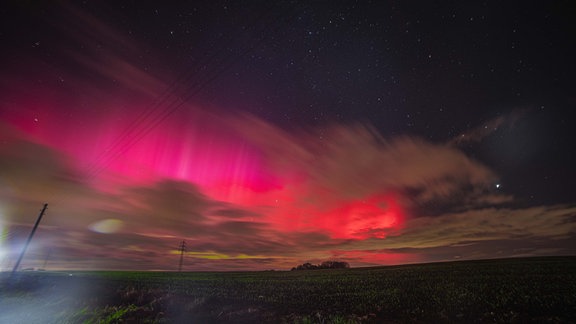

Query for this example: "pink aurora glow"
[2,93,405,243]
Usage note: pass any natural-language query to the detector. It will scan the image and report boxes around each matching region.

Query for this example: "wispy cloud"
[448,109,526,147]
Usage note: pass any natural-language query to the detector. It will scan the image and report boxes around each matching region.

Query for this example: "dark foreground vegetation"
[1,256,575,323]
[291,260,350,271]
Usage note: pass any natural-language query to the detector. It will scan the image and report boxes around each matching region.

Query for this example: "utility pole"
[12,203,48,275]
[178,240,186,272]
[42,248,52,270]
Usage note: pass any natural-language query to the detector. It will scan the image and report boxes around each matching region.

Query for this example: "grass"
[65,304,141,324]
[1,256,575,323]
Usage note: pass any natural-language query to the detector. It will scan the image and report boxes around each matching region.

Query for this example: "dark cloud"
[0,129,83,201]
[121,180,213,234]
[212,221,265,236]
[380,236,576,264]
[211,207,261,219]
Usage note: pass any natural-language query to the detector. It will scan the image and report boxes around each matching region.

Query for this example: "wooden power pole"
[12,203,48,274]
[178,240,186,272]
[42,248,52,270]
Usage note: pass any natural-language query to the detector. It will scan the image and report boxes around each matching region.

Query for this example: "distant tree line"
[291,261,350,271]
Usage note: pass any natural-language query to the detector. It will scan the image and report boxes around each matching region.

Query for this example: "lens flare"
[89,219,124,234]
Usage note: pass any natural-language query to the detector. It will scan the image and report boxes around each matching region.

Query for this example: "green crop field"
[1,256,575,323]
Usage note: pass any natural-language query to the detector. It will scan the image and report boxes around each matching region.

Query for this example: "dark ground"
[1,256,575,323]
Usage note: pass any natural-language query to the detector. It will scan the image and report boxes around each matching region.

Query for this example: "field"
[1,256,575,323]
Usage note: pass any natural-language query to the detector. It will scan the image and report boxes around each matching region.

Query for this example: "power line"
[40,5,305,262]
[78,3,290,181]
[81,2,302,182]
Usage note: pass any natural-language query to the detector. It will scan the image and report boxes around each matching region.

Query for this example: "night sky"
[1,1,575,271]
